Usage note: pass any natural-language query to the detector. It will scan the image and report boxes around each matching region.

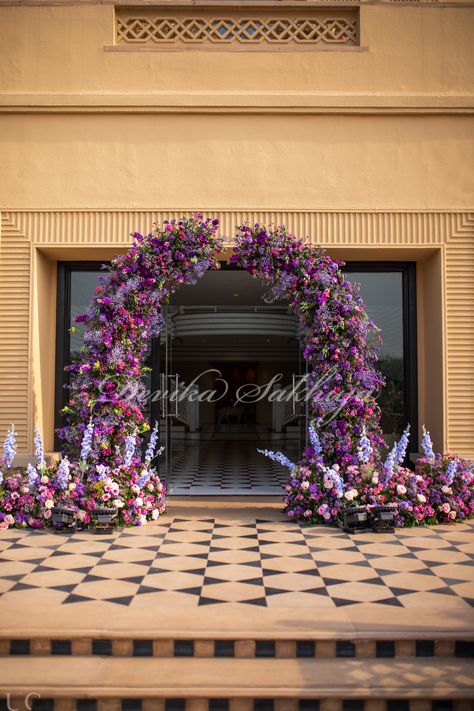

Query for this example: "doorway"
[151,266,306,494]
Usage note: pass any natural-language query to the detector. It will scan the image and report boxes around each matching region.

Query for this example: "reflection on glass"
[70,272,101,358]
[345,271,404,438]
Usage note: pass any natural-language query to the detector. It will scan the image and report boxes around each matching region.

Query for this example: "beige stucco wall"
[0,1,473,458]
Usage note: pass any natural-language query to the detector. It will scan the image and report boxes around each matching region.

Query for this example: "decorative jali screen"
[115,7,359,47]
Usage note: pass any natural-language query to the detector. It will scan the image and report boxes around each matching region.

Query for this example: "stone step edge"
[3,700,474,711]
[1,637,473,658]
[2,658,474,699]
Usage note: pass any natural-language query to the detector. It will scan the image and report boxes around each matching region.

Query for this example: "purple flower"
[421,425,435,459]
[257,448,296,471]
[3,424,16,469]
[357,425,373,465]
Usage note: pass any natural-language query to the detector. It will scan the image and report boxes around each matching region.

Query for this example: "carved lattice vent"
[116,8,359,47]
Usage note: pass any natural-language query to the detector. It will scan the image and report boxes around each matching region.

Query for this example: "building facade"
[0,0,473,481]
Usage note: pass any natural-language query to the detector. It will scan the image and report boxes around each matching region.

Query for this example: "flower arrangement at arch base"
[0,422,166,531]
[259,423,474,528]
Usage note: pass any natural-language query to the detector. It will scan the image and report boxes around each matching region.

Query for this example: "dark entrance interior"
[153,266,304,494]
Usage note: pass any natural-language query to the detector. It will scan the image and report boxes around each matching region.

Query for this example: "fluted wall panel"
[0,216,31,451]
[6,210,455,247]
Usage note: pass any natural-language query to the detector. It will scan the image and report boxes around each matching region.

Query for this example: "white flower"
[113,499,124,508]
[41,475,49,484]
[109,482,119,496]
[344,489,358,501]
[135,497,143,507]
[4,514,14,526]
[372,475,379,484]
[147,483,155,492]
[44,499,54,509]
[157,482,163,493]
[332,464,340,472]
[301,481,310,491]
[417,494,426,503]
[441,486,452,494]
[140,514,147,525]
[323,477,334,489]
[397,484,407,495]
[151,509,159,520]
[131,484,140,494]
[68,482,76,491]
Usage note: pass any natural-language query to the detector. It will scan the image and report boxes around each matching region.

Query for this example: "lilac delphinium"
[445,459,458,486]
[56,457,70,490]
[79,419,94,478]
[357,425,373,465]
[395,424,410,465]
[124,432,136,468]
[3,425,16,469]
[80,419,94,462]
[27,463,39,490]
[257,448,296,471]
[96,464,109,481]
[138,470,151,488]
[145,421,160,464]
[383,444,397,483]
[421,425,435,460]
[325,465,344,498]
[34,425,46,471]
[309,422,322,458]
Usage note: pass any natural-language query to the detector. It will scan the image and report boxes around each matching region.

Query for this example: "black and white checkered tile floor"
[169,440,299,494]
[0,517,473,609]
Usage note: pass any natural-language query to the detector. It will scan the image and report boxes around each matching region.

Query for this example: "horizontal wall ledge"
[2,0,474,6]
[0,92,473,115]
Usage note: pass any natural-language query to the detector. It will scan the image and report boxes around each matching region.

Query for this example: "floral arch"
[60,214,384,471]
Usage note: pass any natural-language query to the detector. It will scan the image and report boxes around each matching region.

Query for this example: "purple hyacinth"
[56,457,70,490]
[257,448,296,471]
[123,432,136,468]
[3,424,16,469]
[357,425,373,465]
[421,425,435,460]
[309,422,322,458]
[393,424,411,465]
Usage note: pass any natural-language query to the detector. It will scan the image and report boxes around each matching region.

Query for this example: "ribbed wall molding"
[1,209,473,456]
[445,219,474,454]
[2,210,469,247]
[0,216,31,451]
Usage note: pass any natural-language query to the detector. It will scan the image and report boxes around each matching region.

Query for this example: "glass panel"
[345,271,405,440]
[69,271,101,360]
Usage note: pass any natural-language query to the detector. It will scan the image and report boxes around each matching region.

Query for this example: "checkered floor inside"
[170,440,299,494]
[1,517,473,609]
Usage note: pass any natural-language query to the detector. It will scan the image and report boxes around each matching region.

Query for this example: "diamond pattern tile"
[0,518,473,610]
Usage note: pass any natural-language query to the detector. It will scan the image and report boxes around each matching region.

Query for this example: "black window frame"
[54,260,418,454]
[344,261,418,455]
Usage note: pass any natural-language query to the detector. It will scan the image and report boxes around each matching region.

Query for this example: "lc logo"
[5,693,41,710]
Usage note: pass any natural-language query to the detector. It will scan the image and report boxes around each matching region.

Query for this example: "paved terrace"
[0,502,473,640]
